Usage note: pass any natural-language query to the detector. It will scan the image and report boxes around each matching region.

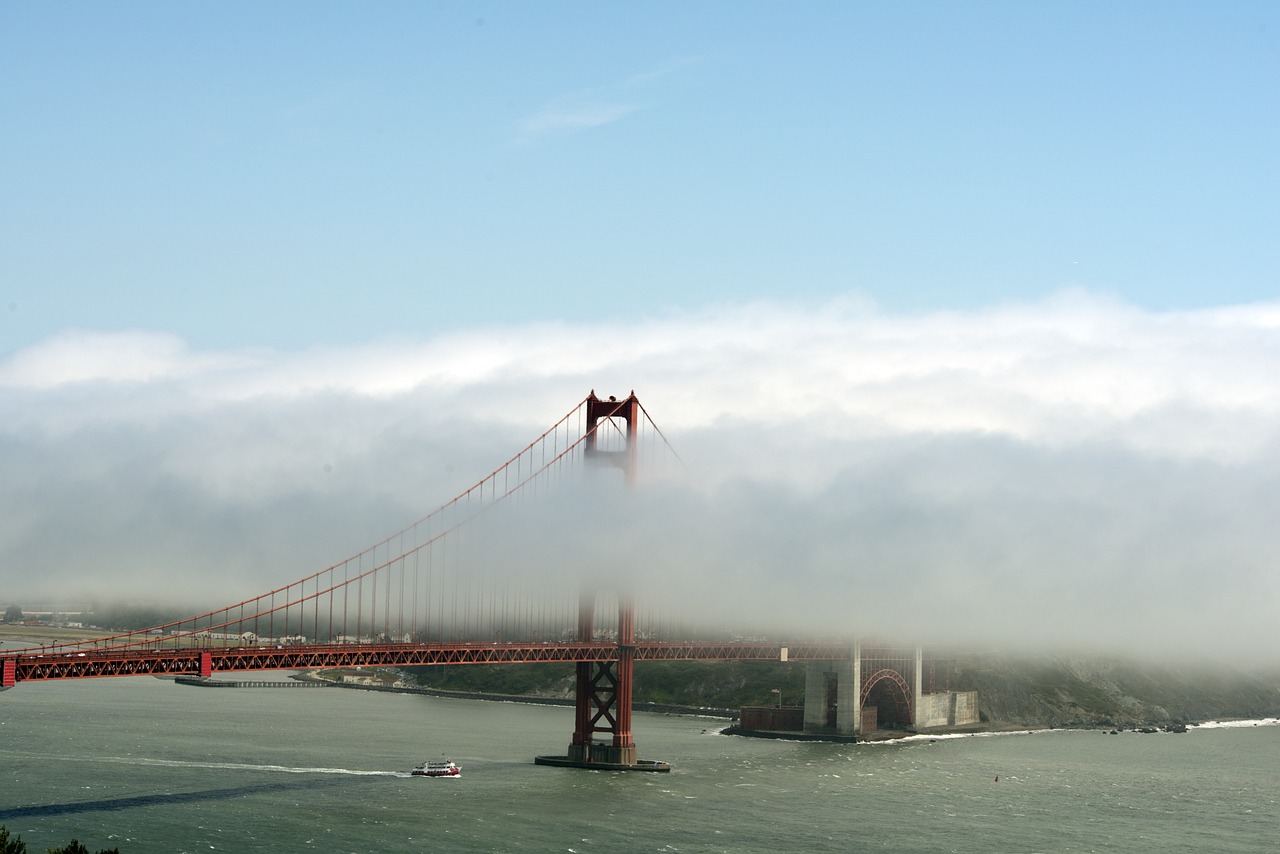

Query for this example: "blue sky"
[3,2,1276,350]
[2,4,1278,660]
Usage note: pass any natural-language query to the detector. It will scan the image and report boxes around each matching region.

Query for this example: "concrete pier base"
[534,754,671,772]
[566,741,638,766]
[536,742,670,772]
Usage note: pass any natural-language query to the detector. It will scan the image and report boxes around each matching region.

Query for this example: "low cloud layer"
[2,291,1277,662]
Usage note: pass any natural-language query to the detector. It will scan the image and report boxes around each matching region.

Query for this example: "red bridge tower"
[536,392,667,771]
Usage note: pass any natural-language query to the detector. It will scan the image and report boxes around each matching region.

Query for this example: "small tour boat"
[411,758,461,777]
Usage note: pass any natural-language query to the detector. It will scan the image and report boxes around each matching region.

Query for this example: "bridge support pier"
[803,640,861,738]
[536,591,667,772]
[803,656,860,738]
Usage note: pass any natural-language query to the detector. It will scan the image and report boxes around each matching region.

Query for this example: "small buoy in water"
[995,775,999,782]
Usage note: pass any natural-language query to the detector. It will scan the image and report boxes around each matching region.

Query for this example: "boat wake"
[98,756,401,776]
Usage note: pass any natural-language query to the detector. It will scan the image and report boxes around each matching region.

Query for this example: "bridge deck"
[2,641,852,685]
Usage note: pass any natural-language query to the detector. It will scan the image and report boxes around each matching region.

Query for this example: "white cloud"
[516,100,641,141]
[1,291,1277,661]
[513,57,699,143]
[7,292,1278,454]
[0,328,264,388]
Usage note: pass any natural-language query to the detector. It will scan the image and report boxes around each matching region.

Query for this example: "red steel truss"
[1,640,854,687]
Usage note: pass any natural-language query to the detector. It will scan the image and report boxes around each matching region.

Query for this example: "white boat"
[411,758,461,777]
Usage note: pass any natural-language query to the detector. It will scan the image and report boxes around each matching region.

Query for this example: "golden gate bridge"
[1,391,962,769]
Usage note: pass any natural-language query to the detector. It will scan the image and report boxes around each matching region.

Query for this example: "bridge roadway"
[2,640,854,686]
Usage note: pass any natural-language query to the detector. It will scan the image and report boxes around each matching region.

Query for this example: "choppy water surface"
[1,673,1276,853]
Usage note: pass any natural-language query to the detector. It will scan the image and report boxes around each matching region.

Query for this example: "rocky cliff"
[953,654,1280,728]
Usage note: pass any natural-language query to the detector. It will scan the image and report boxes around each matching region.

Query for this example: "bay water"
[1,671,1276,853]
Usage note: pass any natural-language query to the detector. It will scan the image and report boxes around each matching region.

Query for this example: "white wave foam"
[1190,718,1280,730]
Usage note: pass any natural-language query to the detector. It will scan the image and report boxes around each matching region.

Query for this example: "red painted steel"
[572,393,642,759]
[585,391,639,485]
[570,591,635,757]
[0,641,849,685]
[571,592,595,748]
[567,594,638,758]
[584,662,619,734]
[613,594,635,751]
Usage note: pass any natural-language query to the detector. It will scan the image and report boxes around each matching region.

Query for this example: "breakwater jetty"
[174,676,333,689]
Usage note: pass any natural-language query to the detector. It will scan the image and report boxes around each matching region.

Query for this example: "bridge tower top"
[584,390,640,486]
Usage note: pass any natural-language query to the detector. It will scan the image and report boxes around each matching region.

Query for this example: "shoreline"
[284,670,1280,737]
[721,717,1280,745]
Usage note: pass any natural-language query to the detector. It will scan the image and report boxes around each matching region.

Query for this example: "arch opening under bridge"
[861,667,914,729]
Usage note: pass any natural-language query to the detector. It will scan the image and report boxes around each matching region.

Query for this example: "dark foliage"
[0,827,120,854]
